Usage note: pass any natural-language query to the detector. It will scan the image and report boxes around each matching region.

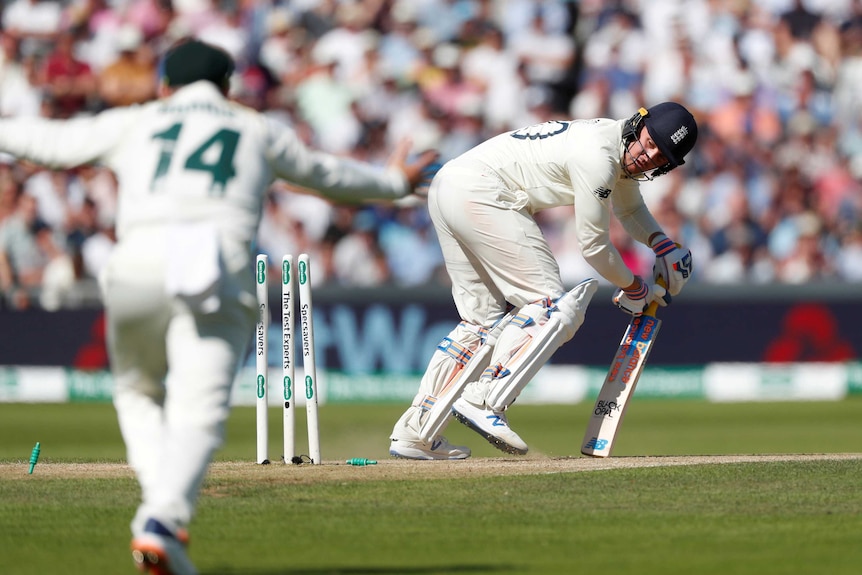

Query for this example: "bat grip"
[644,275,668,317]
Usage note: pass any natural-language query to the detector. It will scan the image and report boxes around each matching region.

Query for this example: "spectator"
[460,24,522,131]
[0,32,43,117]
[331,209,390,286]
[779,0,823,42]
[421,43,482,119]
[257,9,302,81]
[97,25,157,108]
[415,0,480,44]
[0,165,20,223]
[2,0,62,45]
[378,205,444,286]
[707,72,783,149]
[295,49,361,153]
[36,30,96,118]
[125,0,175,41]
[296,0,339,40]
[256,191,303,264]
[710,189,769,258]
[314,1,376,85]
[197,4,250,65]
[775,211,832,283]
[0,190,46,308]
[836,225,862,281]
[375,2,423,83]
[509,9,575,111]
[0,0,861,310]
[21,168,85,235]
[32,219,76,310]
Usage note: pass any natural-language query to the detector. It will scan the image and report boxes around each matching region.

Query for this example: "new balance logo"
[593,186,611,199]
[431,439,443,451]
[486,415,506,427]
[584,437,609,451]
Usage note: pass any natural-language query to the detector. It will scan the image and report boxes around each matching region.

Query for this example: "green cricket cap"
[160,39,234,89]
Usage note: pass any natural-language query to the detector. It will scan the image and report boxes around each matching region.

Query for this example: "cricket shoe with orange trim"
[131,518,196,575]
[452,397,528,455]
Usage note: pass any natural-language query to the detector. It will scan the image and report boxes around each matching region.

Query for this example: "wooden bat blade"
[580,313,662,457]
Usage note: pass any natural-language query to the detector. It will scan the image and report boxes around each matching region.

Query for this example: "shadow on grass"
[203,565,514,574]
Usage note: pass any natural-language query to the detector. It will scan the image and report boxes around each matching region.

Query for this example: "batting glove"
[613,276,668,316]
[651,234,693,296]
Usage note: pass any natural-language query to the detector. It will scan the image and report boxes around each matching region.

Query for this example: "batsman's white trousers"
[394,163,579,442]
[101,229,256,533]
[428,163,566,325]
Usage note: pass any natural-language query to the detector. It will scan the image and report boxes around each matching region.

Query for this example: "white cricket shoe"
[389,436,471,460]
[131,518,197,575]
[452,397,529,455]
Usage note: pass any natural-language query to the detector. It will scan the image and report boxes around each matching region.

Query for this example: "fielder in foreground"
[389,103,698,460]
[0,39,437,575]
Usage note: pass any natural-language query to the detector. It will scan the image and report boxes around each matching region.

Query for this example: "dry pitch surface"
[5,453,862,482]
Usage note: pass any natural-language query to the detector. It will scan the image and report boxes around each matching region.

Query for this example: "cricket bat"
[580,279,666,457]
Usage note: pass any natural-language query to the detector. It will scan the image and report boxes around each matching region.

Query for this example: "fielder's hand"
[651,233,693,296]
[387,138,440,196]
[613,275,668,316]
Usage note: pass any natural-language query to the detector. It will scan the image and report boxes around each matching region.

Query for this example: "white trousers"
[390,163,571,440]
[102,230,256,534]
[428,163,565,326]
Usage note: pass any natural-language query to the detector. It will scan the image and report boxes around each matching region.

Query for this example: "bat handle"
[645,275,668,317]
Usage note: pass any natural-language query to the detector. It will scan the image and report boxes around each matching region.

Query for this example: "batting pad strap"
[437,337,473,367]
[482,363,511,381]
[510,313,535,329]
[483,279,598,411]
[459,320,489,339]
[651,234,676,257]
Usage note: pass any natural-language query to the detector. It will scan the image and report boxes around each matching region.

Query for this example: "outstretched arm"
[266,118,438,203]
[0,108,134,169]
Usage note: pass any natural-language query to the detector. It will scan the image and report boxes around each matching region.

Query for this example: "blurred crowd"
[1,0,861,311]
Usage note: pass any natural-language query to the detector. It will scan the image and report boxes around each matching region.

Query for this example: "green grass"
[2,399,861,462]
[2,399,862,574]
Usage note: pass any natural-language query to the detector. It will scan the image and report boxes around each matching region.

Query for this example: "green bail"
[28,442,41,474]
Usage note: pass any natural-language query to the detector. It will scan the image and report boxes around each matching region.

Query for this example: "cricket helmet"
[160,39,234,91]
[623,102,698,177]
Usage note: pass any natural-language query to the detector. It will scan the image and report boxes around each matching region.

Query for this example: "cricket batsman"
[0,39,437,574]
[389,102,698,459]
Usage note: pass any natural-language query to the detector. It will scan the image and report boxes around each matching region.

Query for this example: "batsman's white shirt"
[0,81,410,530]
[431,118,663,325]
